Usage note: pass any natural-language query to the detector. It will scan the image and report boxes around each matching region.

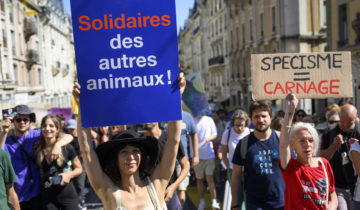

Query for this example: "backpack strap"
[9,135,36,164]
[319,158,329,205]
[240,134,250,160]
[226,128,232,146]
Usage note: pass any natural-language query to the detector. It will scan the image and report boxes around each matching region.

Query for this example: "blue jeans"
[166,191,182,210]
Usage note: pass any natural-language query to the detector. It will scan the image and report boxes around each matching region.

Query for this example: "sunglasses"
[14,117,30,123]
[328,120,339,124]
[297,114,305,117]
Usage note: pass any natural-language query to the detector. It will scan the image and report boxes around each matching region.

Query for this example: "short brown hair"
[249,100,273,118]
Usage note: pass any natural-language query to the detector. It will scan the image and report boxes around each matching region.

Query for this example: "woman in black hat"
[72,73,185,210]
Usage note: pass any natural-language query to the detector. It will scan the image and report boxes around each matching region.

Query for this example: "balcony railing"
[208,56,224,66]
[24,18,37,41]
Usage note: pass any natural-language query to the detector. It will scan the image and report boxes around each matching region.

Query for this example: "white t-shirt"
[195,116,217,160]
[349,142,360,201]
[221,127,251,169]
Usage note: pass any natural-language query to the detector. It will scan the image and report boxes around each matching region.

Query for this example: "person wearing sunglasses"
[0,105,73,210]
[293,109,307,124]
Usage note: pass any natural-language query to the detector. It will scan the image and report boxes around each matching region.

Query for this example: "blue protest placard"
[70,0,181,127]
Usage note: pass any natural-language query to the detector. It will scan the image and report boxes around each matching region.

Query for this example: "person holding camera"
[34,115,82,210]
[320,104,360,210]
[0,105,73,210]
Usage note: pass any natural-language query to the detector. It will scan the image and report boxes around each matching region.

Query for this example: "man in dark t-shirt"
[231,100,285,210]
[320,104,359,210]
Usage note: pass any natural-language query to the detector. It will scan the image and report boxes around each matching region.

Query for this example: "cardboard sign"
[251,52,353,100]
[182,72,210,117]
[70,0,181,127]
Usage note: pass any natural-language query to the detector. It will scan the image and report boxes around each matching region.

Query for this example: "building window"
[338,3,348,47]
[250,19,253,41]
[242,24,245,44]
[272,7,276,33]
[236,27,239,48]
[216,20,218,35]
[260,13,264,37]
[18,33,22,55]
[220,17,222,32]
[226,40,228,55]
[38,68,42,85]
[28,69,31,86]
[2,29,7,48]
[9,6,13,23]
[0,0,4,12]
[243,56,247,78]
[13,65,18,84]
[6,94,11,100]
[230,30,233,50]
[237,59,241,78]
[11,31,15,55]
[322,0,327,27]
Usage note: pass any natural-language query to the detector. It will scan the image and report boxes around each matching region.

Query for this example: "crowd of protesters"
[0,79,360,210]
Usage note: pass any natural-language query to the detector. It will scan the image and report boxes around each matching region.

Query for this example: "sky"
[62,0,195,33]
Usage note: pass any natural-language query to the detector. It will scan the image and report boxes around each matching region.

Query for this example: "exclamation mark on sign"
[167,70,171,84]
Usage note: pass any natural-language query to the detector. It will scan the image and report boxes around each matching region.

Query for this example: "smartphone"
[52,176,62,185]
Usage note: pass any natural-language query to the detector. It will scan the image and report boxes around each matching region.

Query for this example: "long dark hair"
[34,115,63,167]
[103,142,150,186]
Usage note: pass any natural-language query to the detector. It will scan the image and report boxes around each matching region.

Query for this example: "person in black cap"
[0,104,73,210]
[72,73,185,210]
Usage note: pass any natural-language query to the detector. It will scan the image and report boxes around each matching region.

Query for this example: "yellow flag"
[25,10,38,15]
[71,95,79,114]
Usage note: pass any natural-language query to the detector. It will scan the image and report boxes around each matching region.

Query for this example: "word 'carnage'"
[264,80,340,95]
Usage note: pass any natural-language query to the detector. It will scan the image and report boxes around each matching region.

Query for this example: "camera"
[51,176,62,185]
[44,176,62,189]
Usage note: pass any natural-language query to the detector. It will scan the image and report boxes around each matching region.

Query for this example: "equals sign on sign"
[293,72,310,81]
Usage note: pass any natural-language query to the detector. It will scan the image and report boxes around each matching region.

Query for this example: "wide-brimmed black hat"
[95,130,159,172]
[13,104,36,122]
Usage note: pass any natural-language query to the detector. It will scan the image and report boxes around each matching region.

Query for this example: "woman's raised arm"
[73,83,114,196]
[279,93,298,170]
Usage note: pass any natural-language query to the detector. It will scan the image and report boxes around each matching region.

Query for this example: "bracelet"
[231,204,240,209]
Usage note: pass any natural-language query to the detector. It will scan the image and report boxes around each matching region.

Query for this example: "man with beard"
[231,101,285,210]
[143,122,190,210]
[320,104,359,210]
